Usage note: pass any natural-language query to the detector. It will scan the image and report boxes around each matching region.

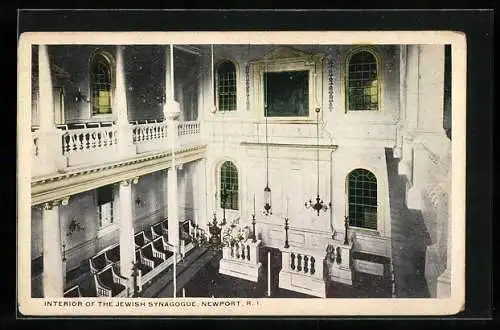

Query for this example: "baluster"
[297,254,302,272]
[62,135,69,154]
[241,243,245,260]
[336,247,342,265]
[290,253,295,270]
[113,129,118,145]
[236,243,240,259]
[78,133,85,150]
[310,256,316,275]
[230,243,234,258]
[304,255,309,274]
[246,245,250,261]
[148,126,153,141]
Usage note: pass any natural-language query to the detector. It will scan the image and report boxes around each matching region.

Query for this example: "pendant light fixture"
[263,61,272,216]
[210,44,217,114]
[305,107,329,216]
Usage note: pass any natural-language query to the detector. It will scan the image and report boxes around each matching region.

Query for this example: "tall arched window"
[347,168,377,230]
[220,161,238,210]
[347,50,379,111]
[91,52,113,115]
[215,60,237,112]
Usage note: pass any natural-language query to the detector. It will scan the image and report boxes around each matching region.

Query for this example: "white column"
[37,45,65,175]
[119,178,136,295]
[437,177,452,297]
[196,159,208,229]
[115,45,135,158]
[167,166,180,252]
[42,198,68,297]
[417,45,445,133]
[164,44,182,253]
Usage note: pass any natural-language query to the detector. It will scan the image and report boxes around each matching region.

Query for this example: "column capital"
[121,177,140,187]
[163,100,181,120]
[42,196,70,210]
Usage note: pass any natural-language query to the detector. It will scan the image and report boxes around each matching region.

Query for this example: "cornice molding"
[31,145,207,206]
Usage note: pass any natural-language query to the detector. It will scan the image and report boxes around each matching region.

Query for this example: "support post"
[42,198,68,297]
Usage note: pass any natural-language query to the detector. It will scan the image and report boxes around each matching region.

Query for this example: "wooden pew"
[180,220,195,256]
[94,264,128,297]
[89,250,110,275]
[104,243,120,265]
[63,285,81,298]
[134,231,150,250]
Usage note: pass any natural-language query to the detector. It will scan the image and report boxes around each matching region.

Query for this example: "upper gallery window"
[97,185,114,229]
[90,52,113,116]
[346,50,379,111]
[215,60,237,112]
[264,70,309,117]
[443,44,452,139]
[251,46,323,121]
[220,161,239,210]
[347,168,377,230]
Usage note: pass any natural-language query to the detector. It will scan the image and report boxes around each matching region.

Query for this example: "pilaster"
[42,196,69,297]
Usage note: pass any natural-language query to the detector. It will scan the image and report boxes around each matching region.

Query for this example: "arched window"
[347,169,377,230]
[347,50,379,111]
[90,52,113,115]
[220,161,238,210]
[215,60,237,112]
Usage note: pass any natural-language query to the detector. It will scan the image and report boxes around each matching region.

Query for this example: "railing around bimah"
[222,239,260,265]
[177,121,200,147]
[60,122,119,165]
[132,120,169,153]
[280,247,324,280]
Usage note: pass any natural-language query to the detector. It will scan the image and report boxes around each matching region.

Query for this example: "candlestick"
[253,194,256,216]
[285,196,289,218]
[267,251,271,297]
[284,218,289,249]
[344,216,349,245]
[251,214,256,243]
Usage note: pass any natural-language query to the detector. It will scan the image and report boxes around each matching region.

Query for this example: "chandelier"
[305,107,330,216]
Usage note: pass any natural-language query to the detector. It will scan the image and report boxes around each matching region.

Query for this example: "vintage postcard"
[17,30,466,316]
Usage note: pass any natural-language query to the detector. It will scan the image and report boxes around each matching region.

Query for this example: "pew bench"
[63,285,81,298]
[104,243,120,265]
[134,230,150,250]
[94,264,128,297]
[89,250,110,275]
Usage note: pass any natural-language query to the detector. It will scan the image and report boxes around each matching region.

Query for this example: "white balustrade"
[61,123,118,155]
[281,248,323,279]
[177,121,200,147]
[60,122,120,167]
[30,119,203,176]
[132,120,169,153]
[219,238,262,282]
[279,247,327,297]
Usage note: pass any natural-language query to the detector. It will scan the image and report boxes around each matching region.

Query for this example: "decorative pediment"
[262,46,315,60]
[250,46,323,65]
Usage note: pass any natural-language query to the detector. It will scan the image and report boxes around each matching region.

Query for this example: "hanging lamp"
[263,61,272,216]
[305,107,329,216]
[210,44,217,114]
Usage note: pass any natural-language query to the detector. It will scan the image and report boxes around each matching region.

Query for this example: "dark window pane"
[347,168,377,229]
[347,51,378,111]
[264,70,309,117]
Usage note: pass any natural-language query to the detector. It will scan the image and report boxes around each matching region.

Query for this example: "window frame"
[344,47,382,113]
[251,50,323,123]
[219,161,239,211]
[346,168,378,231]
[89,50,115,119]
[96,185,115,232]
[215,59,238,113]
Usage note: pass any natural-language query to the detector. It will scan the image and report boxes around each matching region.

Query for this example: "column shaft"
[119,181,135,290]
[167,167,180,251]
[42,204,64,297]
